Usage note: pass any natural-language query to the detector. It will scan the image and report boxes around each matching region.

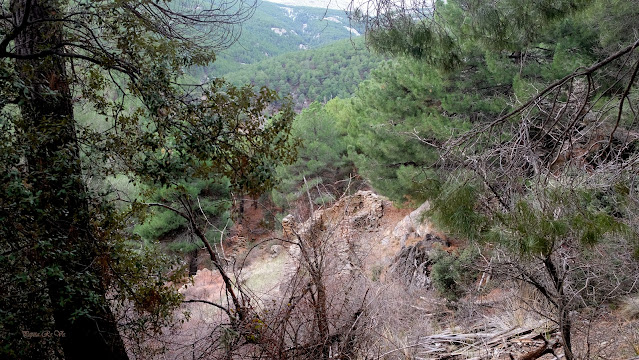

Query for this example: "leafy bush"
[430,247,479,302]
[134,178,232,244]
[135,210,186,241]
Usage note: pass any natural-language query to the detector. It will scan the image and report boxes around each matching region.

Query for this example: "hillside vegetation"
[274,1,639,359]
[224,38,383,109]
[193,0,364,78]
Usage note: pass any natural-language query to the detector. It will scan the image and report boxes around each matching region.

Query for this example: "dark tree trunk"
[11,1,129,359]
[189,248,199,276]
[239,196,245,223]
[313,278,330,359]
[560,307,574,360]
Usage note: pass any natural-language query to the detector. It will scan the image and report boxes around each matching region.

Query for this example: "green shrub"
[134,209,186,241]
[166,240,203,253]
[430,247,478,302]
[134,178,232,242]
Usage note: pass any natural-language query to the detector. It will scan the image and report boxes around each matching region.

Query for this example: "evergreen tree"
[273,101,355,215]
[339,57,482,202]
[348,0,639,357]
[0,1,296,359]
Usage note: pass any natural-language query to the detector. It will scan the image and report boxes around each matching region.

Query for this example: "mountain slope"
[265,0,354,10]
[198,1,364,77]
[222,38,383,109]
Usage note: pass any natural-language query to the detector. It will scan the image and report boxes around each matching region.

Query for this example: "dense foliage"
[340,0,639,357]
[272,101,361,216]
[0,1,297,359]
[223,38,383,110]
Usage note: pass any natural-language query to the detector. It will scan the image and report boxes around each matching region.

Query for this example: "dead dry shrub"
[227,211,376,360]
[361,283,440,359]
[482,237,639,360]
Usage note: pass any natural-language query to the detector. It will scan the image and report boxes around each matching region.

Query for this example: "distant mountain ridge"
[263,0,355,10]
[196,1,364,77]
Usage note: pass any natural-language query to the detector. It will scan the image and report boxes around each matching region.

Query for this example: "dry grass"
[362,283,442,359]
[621,294,639,320]
[242,250,288,298]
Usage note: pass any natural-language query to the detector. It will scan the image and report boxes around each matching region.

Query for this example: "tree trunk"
[11,1,128,359]
[189,248,199,276]
[560,307,574,360]
[313,277,330,359]
[542,255,573,360]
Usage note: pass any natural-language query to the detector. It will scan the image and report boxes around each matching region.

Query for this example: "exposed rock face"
[281,191,389,278]
[280,192,447,288]
[290,190,386,238]
[269,244,282,257]
[388,233,450,288]
[382,201,432,247]
[281,214,296,239]
[179,268,222,303]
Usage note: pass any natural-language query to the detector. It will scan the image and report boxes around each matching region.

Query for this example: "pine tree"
[348,1,639,357]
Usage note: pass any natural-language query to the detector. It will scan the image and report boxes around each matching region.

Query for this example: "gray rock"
[390,201,431,247]
[270,244,282,257]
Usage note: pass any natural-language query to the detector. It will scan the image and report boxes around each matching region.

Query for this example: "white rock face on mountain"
[266,0,356,10]
[271,27,287,36]
[343,26,361,36]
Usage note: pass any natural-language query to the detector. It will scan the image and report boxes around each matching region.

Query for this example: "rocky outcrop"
[281,214,296,239]
[280,191,449,289]
[179,268,223,303]
[281,191,389,278]
[382,201,432,247]
[288,190,386,239]
[388,233,449,288]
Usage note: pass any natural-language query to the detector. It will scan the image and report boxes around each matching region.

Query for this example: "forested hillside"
[224,38,383,109]
[284,1,639,358]
[193,0,364,77]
